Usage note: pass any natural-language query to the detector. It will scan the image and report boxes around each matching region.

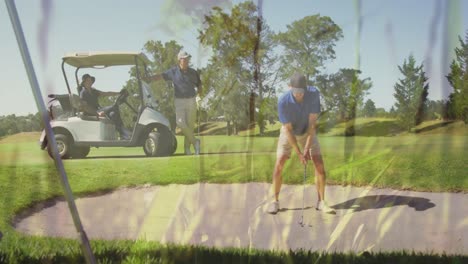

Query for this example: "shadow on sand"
[278,206,314,213]
[331,195,436,212]
[278,195,435,214]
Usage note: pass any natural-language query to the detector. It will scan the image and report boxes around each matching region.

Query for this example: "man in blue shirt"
[143,50,202,155]
[267,72,335,214]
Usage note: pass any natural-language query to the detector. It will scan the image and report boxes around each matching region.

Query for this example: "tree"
[445,94,457,120]
[0,113,42,137]
[389,106,397,118]
[362,99,377,117]
[199,2,279,135]
[0,115,18,136]
[376,108,389,118]
[393,54,429,130]
[446,31,468,123]
[201,59,250,135]
[275,15,343,81]
[315,69,372,122]
[424,99,447,120]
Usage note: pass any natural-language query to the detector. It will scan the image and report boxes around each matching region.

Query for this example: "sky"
[1,0,467,116]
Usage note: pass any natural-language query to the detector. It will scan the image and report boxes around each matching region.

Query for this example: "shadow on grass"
[197,122,228,135]
[318,119,405,137]
[331,195,436,212]
[256,129,280,137]
[84,155,147,159]
[84,151,275,160]
[354,121,404,136]
[413,121,454,133]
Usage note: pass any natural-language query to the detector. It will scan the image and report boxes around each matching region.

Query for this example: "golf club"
[299,163,307,227]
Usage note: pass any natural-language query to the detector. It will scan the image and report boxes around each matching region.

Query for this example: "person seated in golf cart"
[79,73,131,139]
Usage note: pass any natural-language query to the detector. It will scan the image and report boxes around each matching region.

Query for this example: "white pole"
[4,1,96,263]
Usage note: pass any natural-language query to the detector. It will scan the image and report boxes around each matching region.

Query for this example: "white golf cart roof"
[62,51,151,68]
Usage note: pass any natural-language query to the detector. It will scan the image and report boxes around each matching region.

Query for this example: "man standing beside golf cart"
[79,73,131,140]
[143,50,202,155]
[267,72,335,215]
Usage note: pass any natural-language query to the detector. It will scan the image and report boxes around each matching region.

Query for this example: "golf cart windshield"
[141,81,158,109]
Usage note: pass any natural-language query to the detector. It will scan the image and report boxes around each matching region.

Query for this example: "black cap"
[289,72,307,89]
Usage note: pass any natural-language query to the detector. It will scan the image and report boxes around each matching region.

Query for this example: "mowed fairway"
[0,130,467,194]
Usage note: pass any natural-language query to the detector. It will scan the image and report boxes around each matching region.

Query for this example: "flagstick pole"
[4,1,96,263]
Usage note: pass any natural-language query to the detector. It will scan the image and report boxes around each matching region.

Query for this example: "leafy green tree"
[0,115,18,136]
[393,54,429,130]
[201,59,250,135]
[315,69,372,122]
[389,106,397,118]
[362,99,377,117]
[275,14,343,81]
[446,31,468,123]
[257,87,278,127]
[445,94,457,120]
[376,108,389,118]
[199,2,279,134]
[424,100,447,120]
[33,112,43,130]
[313,73,337,114]
[0,113,42,136]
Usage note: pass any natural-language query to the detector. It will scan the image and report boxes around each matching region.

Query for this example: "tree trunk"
[233,121,238,135]
[249,92,256,129]
[227,120,231,136]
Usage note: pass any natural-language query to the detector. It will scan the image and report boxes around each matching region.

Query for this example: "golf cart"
[40,51,177,159]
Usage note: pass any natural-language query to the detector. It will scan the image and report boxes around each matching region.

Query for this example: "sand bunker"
[14,183,468,254]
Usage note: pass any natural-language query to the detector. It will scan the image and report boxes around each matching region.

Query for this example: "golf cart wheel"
[47,134,72,159]
[72,146,90,159]
[143,132,161,157]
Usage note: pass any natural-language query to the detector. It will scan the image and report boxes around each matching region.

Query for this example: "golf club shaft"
[301,163,307,224]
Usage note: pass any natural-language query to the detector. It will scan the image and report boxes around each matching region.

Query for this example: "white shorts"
[276,126,321,159]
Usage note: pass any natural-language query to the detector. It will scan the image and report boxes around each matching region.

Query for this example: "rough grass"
[1,243,467,264]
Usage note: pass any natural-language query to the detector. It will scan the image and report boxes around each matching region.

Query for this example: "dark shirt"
[162,66,201,98]
[79,86,101,111]
[278,86,321,135]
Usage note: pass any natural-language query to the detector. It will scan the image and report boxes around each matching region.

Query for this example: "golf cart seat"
[48,93,102,121]
[67,95,102,121]
[48,94,73,112]
[47,94,77,120]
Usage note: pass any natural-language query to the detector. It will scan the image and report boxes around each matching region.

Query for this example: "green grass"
[0,120,467,263]
[1,243,467,264]
[319,117,402,136]
[2,132,466,192]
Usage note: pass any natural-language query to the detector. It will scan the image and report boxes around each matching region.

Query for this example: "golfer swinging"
[267,72,335,214]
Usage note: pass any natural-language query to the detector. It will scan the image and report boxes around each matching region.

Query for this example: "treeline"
[4,3,467,137]
[119,2,467,135]
[0,113,43,137]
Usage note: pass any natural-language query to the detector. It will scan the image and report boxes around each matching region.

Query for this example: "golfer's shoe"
[316,200,336,214]
[267,200,280,214]
[194,139,201,155]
